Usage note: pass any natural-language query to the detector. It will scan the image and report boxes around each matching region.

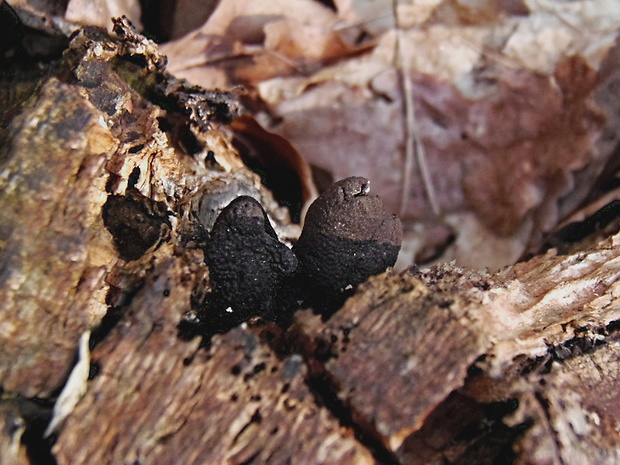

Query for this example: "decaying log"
[54,255,373,464]
[291,233,620,463]
[1,14,619,465]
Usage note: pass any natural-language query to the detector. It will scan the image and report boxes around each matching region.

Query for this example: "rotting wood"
[0,15,287,398]
[54,255,374,465]
[290,234,620,463]
[0,12,619,465]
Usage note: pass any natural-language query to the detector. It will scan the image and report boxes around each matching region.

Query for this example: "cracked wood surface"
[0,17,285,399]
[54,255,373,465]
[295,231,620,463]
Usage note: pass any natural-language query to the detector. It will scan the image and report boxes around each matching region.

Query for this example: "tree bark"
[1,16,619,465]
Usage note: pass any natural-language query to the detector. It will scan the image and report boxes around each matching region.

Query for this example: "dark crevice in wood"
[90,280,147,352]
[89,304,125,351]
[102,194,171,262]
[522,322,618,376]
[606,318,620,335]
[398,392,530,465]
[258,322,401,463]
[22,426,57,465]
[305,372,402,465]
[15,396,56,465]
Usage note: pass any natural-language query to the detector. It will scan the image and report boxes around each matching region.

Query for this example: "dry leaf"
[155,0,220,41]
[65,0,142,31]
[44,331,91,437]
[230,115,318,222]
[164,0,620,270]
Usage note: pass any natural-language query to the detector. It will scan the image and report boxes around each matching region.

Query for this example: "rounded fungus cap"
[205,196,298,323]
[293,177,403,312]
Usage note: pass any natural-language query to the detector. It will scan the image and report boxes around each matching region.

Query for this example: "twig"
[392,1,440,217]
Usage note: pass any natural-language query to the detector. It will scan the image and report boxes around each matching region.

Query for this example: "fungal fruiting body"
[204,196,298,325]
[293,176,403,314]
[204,177,403,328]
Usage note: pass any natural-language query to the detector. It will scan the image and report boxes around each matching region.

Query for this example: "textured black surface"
[295,232,401,310]
[293,177,402,313]
[204,196,298,326]
[203,178,403,329]
[102,195,168,261]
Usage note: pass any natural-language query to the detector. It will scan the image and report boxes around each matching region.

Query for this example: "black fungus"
[102,194,168,261]
[293,176,402,314]
[204,196,298,327]
[201,177,402,332]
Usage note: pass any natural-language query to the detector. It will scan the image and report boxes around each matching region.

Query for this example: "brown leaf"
[65,0,142,30]
[162,0,620,270]
[230,115,318,222]
[162,0,349,89]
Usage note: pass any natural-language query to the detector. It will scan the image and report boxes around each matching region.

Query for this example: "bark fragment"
[291,232,620,463]
[0,15,284,401]
[54,256,374,465]
[0,78,117,397]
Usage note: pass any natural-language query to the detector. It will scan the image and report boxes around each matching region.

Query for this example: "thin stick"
[392,1,440,217]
